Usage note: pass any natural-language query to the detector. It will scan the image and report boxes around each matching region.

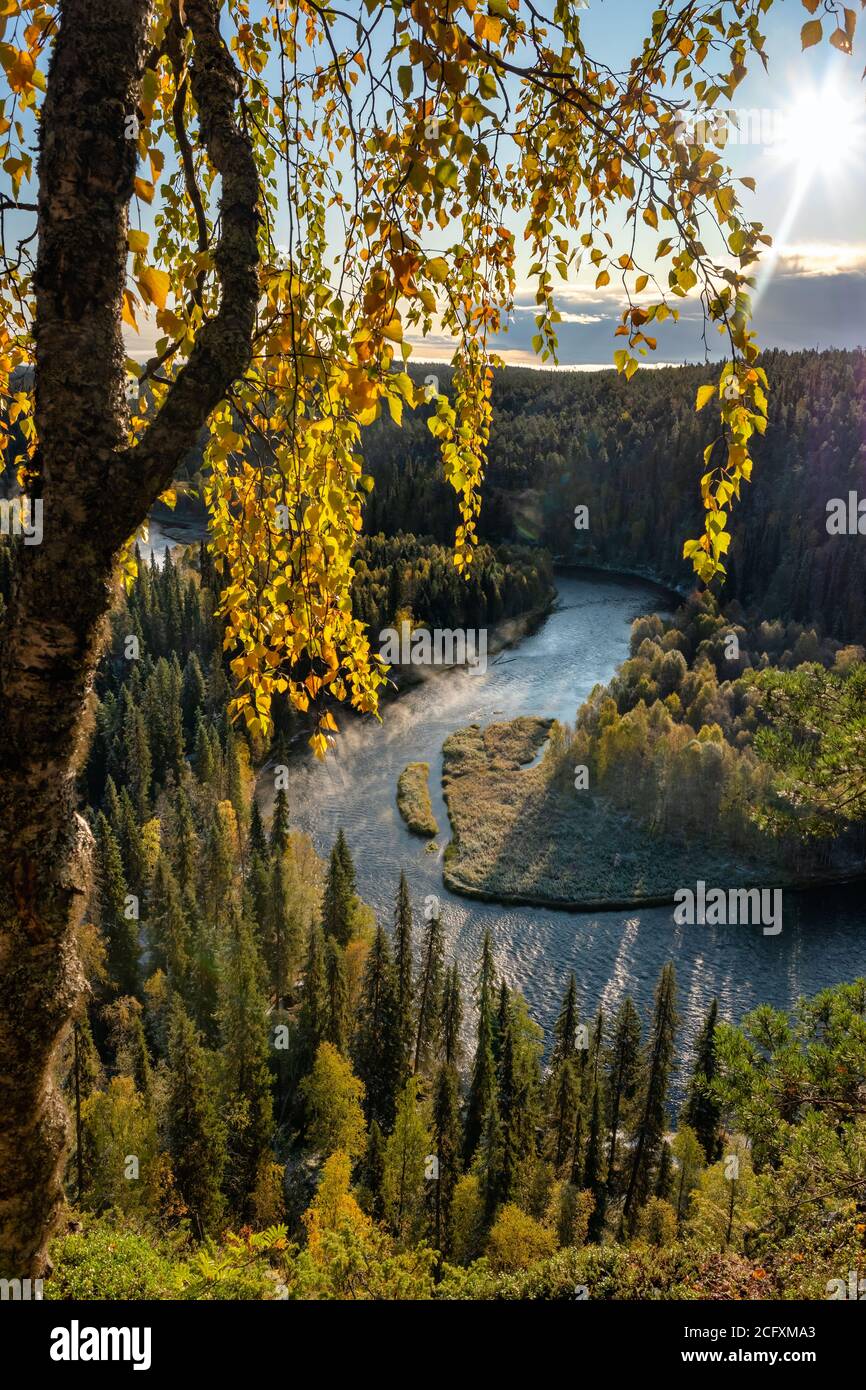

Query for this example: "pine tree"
[413,910,444,1074]
[93,812,139,998]
[623,963,678,1233]
[269,787,290,857]
[604,995,642,1191]
[167,994,225,1237]
[681,999,722,1161]
[464,930,497,1166]
[353,922,402,1132]
[393,872,414,1073]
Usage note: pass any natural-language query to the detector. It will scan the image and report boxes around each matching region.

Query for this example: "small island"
[396,761,439,837]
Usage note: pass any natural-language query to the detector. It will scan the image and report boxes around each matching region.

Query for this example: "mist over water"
[267,572,866,1080]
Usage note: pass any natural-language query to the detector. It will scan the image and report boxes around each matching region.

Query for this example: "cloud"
[770,242,866,279]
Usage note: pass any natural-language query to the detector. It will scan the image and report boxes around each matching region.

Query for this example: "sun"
[772,81,866,182]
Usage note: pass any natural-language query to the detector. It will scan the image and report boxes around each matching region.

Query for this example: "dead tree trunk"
[0,0,259,1277]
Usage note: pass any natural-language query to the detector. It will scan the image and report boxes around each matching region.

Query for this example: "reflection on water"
[265,572,866,1077]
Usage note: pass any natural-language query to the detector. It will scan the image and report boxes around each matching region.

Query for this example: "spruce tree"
[681,999,722,1161]
[551,972,579,1070]
[393,872,414,1073]
[464,930,497,1166]
[655,1138,674,1201]
[269,787,290,857]
[297,925,328,1068]
[324,938,350,1055]
[440,963,463,1071]
[248,798,268,859]
[623,963,678,1233]
[322,833,353,946]
[353,922,402,1132]
[93,812,140,998]
[217,916,274,1220]
[413,910,444,1074]
[585,1085,608,1242]
[432,1064,461,1259]
[167,994,225,1237]
[604,995,642,1191]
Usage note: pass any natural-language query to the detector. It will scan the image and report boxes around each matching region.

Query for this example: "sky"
[37,0,858,372]
[469,0,866,367]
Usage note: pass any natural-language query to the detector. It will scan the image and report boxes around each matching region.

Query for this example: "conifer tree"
[266,855,296,1006]
[181,652,207,735]
[298,925,328,1070]
[623,964,678,1233]
[324,938,350,1055]
[585,1085,608,1242]
[225,726,247,834]
[655,1139,674,1201]
[362,1119,387,1222]
[604,996,642,1191]
[174,789,199,892]
[551,973,579,1071]
[217,917,274,1220]
[432,1064,461,1259]
[193,716,215,785]
[93,813,139,998]
[440,963,463,1072]
[167,994,225,1238]
[321,832,353,945]
[353,922,402,1132]
[148,856,191,992]
[270,787,290,857]
[413,910,444,1075]
[393,872,414,1073]
[334,828,356,898]
[550,1056,580,1172]
[464,930,497,1166]
[681,999,723,1162]
[120,687,152,820]
[118,788,146,893]
[248,798,268,859]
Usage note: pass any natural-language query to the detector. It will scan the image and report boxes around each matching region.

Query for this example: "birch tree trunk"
[0,0,259,1278]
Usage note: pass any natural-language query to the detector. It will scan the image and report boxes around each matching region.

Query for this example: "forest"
[362,350,866,640]
[8,542,855,1302]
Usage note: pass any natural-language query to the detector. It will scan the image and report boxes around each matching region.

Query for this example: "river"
[263,570,866,1075]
